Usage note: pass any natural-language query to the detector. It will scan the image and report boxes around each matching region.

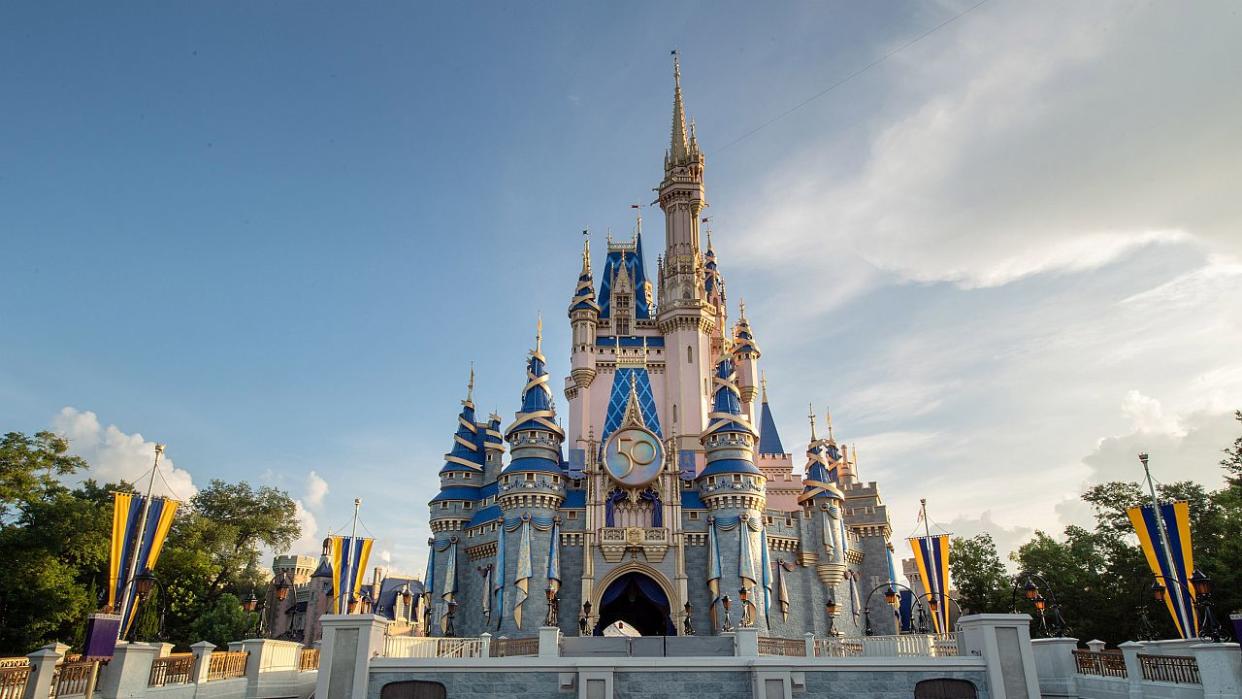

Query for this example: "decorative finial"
[738,300,747,320]
[641,336,649,368]
[669,49,689,164]
[581,230,591,276]
[808,404,818,441]
[761,371,768,404]
[463,362,475,405]
[851,444,858,466]
[535,313,543,354]
[826,406,834,441]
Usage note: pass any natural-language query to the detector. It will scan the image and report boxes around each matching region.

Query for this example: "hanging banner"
[110,493,181,637]
[707,517,721,632]
[513,520,532,628]
[1127,500,1199,639]
[330,535,374,614]
[440,541,457,633]
[909,534,950,633]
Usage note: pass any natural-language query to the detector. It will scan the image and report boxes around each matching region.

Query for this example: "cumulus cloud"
[305,470,329,509]
[52,407,197,499]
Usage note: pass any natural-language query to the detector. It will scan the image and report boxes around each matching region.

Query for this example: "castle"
[422,57,898,640]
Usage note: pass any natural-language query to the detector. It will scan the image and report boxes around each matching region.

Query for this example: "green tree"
[949,534,1011,614]
[0,431,87,524]
[190,593,258,648]
[156,480,299,647]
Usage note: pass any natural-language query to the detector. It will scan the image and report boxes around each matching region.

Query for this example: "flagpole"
[344,497,361,613]
[920,498,943,632]
[1139,452,1191,636]
[119,443,163,636]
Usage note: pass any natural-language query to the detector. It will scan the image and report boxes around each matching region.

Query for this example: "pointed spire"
[463,362,475,406]
[808,404,818,442]
[535,313,543,356]
[670,50,689,165]
[581,232,592,277]
[826,406,834,442]
[761,371,769,404]
[621,372,646,428]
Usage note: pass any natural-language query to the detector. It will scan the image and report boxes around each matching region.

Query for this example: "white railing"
[815,633,959,658]
[382,636,484,659]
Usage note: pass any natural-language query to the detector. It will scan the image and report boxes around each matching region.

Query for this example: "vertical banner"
[440,541,457,633]
[547,519,561,595]
[513,520,532,628]
[110,493,181,637]
[898,590,915,633]
[493,525,506,629]
[909,535,950,633]
[330,535,374,614]
[707,518,721,632]
[1127,501,1199,639]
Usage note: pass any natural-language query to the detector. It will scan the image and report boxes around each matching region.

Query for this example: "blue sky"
[3,2,1240,574]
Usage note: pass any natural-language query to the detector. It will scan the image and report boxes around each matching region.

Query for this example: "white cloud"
[289,500,321,556]
[736,2,1241,292]
[1120,390,1183,437]
[305,470,329,509]
[52,407,197,500]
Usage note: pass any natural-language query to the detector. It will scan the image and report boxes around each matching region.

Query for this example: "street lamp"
[824,599,838,637]
[738,587,751,628]
[884,586,898,607]
[721,594,733,632]
[863,581,930,636]
[243,592,259,613]
[1150,574,1227,642]
[1010,572,1069,638]
[682,601,695,636]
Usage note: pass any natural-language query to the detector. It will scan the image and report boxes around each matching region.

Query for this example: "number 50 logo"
[604,427,664,487]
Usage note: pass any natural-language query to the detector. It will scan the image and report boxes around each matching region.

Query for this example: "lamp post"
[683,601,695,636]
[544,588,559,627]
[125,571,166,642]
[721,595,733,632]
[445,600,457,638]
[738,587,751,628]
[579,601,592,636]
[824,599,838,637]
[1009,572,1069,638]
[862,582,928,636]
[1150,572,1227,642]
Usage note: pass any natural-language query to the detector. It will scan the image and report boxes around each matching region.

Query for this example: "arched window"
[687,345,693,364]
[672,404,679,425]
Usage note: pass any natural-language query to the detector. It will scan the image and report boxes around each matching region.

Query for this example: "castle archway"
[593,571,677,636]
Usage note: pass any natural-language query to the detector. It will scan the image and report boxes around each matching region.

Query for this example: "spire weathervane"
[535,313,543,355]
[463,362,475,405]
[808,404,818,441]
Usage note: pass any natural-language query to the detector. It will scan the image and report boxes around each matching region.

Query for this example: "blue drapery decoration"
[760,525,772,627]
[899,590,914,633]
[639,489,663,527]
[604,490,627,527]
[493,526,506,629]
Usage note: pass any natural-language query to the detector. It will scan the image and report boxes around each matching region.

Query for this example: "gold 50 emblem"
[604,427,664,487]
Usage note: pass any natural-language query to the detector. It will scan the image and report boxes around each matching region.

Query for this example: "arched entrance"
[593,572,676,636]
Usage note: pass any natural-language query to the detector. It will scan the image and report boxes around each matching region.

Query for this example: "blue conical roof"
[439,394,485,474]
[503,334,565,475]
[699,357,761,478]
[757,399,785,455]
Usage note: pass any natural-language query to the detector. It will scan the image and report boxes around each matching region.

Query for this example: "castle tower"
[496,319,567,634]
[657,54,714,453]
[566,236,600,448]
[697,355,769,631]
[797,410,849,591]
[731,304,761,424]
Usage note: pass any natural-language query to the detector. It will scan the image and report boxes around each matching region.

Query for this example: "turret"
[731,302,761,418]
[568,235,600,389]
[797,408,848,587]
[697,356,764,508]
[429,368,484,535]
[482,412,505,484]
[500,318,567,514]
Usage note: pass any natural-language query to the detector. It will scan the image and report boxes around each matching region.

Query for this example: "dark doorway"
[380,680,447,699]
[594,572,675,636]
[914,679,978,699]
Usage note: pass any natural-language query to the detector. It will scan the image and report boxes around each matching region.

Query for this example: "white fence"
[815,633,959,658]
[382,636,485,659]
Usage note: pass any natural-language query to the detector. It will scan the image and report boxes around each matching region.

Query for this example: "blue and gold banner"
[110,493,181,636]
[909,534,950,633]
[329,535,374,614]
[1128,500,1198,639]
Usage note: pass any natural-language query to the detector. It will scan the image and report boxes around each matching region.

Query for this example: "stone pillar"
[96,642,159,699]
[480,633,492,658]
[1191,643,1242,699]
[316,614,388,699]
[1116,641,1145,699]
[1030,637,1078,699]
[734,627,759,657]
[156,642,175,658]
[1085,639,1105,654]
[190,641,216,686]
[802,632,815,658]
[957,614,1041,699]
[538,627,561,658]
[23,648,61,699]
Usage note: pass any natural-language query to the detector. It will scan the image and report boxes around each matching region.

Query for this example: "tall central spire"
[670,50,689,165]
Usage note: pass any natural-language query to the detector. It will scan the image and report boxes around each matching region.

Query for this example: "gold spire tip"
[535,313,543,354]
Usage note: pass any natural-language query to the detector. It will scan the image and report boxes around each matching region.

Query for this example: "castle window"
[463,502,473,510]
[765,515,773,525]
[552,476,559,485]
[463,473,472,480]
[573,479,582,488]
[567,511,577,520]
[525,473,535,482]
[440,502,448,509]
[446,473,453,479]
[733,474,741,483]
[689,511,699,520]
[708,477,716,486]
[687,345,693,364]
[672,404,678,424]
[785,517,793,527]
